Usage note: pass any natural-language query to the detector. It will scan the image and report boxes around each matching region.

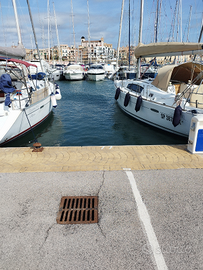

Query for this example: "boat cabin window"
[90,65,103,69]
[127,83,143,93]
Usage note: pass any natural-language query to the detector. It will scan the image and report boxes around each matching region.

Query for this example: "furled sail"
[134,42,203,58]
[0,44,26,59]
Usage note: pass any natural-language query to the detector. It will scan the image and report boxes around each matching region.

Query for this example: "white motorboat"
[114,60,203,137]
[0,57,61,145]
[86,64,105,81]
[29,60,61,81]
[63,64,84,81]
[49,67,61,81]
[54,64,65,80]
[103,63,116,78]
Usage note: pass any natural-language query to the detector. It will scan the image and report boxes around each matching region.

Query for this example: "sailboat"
[114,0,203,138]
[45,0,61,81]
[63,0,85,81]
[0,0,61,145]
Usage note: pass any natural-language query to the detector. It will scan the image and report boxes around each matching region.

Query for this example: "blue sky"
[0,0,202,50]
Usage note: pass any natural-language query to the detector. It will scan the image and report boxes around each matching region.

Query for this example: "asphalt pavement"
[0,145,203,270]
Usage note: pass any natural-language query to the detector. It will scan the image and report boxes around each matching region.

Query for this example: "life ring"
[124,92,130,107]
[172,105,182,127]
[135,95,142,112]
[115,88,120,100]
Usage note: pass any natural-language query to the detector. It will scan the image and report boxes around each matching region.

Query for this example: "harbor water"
[6,79,187,147]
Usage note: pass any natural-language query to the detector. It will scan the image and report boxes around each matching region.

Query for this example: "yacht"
[63,64,84,81]
[86,64,105,81]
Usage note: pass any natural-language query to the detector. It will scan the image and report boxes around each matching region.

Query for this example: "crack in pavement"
[97,171,105,196]
[39,223,55,250]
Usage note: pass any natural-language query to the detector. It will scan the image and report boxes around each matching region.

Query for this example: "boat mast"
[186,5,192,42]
[12,0,22,45]
[193,15,203,61]
[198,16,203,43]
[87,0,91,64]
[128,0,130,70]
[154,0,159,43]
[70,0,76,62]
[47,0,50,62]
[116,0,125,70]
[179,0,182,42]
[53,2,62,63]
[136,0,144,78]
[26,0,44,71]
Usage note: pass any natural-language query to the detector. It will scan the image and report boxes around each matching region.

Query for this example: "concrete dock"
[0,144,203,269]
[0,144,203,173]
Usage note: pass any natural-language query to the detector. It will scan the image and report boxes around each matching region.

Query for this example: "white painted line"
[101,146,105,150]
[125,170,168,270]
[109,146,112,149]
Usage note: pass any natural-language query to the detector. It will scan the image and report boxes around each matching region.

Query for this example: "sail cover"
[0,44,26,59]
[152,62,203,91]
[134,42,203,58]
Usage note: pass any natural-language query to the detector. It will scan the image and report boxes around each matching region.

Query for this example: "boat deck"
[1,144,203,173]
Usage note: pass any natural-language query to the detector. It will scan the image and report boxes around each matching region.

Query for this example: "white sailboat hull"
[116,90,193,137]
[115,61,203,138]
[0,95,52,145]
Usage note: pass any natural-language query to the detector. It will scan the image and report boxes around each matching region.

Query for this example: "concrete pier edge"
[1,144,203,173]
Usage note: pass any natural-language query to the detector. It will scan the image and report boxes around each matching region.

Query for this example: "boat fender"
[115,87,120,100]
[55,83,59,89]
[124,92,130,107]
[135,95,142,112]
[51,93,57,108]
[172,105,182,127]
[55,89,62,100]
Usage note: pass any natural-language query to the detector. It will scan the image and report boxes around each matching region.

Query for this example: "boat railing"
[189,91,203,109]
[8,86,49,110]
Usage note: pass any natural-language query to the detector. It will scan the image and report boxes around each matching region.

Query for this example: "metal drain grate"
[56,196,98,224]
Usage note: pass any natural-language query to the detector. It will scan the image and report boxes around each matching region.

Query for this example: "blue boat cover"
[28,72,46,80]
[0,74,15,106]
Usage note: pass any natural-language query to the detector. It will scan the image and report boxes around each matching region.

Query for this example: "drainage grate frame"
[56,196,98,224]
